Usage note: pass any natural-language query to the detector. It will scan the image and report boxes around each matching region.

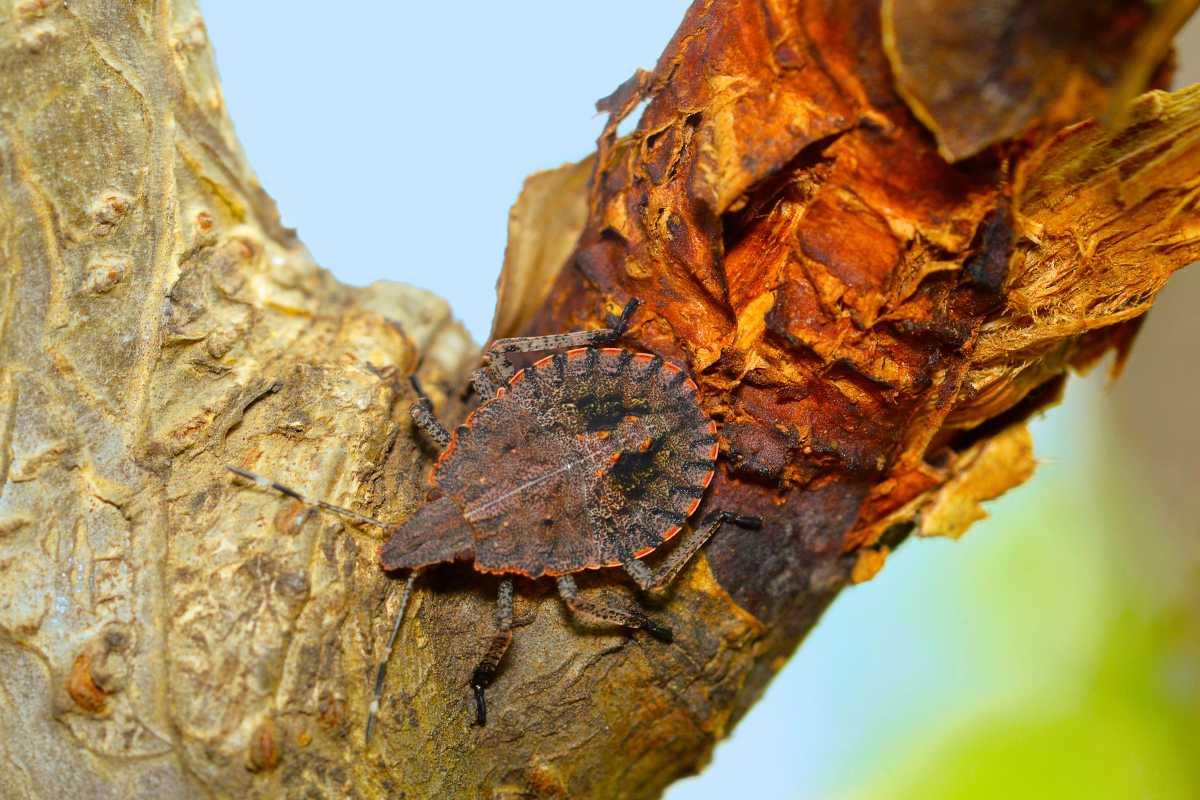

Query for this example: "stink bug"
[228,299,761,739]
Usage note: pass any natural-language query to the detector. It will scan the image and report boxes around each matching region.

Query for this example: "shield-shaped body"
[383,347,719,577]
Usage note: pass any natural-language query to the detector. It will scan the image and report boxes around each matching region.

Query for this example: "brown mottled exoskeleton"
[228,299,760,739]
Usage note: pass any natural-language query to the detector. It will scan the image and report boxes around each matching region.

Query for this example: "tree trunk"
[1,1,1197,798]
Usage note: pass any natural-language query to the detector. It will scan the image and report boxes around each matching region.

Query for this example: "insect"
[228,298,760,739]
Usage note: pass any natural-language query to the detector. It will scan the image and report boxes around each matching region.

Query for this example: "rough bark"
[0,1,1197,798]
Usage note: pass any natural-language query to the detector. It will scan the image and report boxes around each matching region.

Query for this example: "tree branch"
[0,1,1196,798]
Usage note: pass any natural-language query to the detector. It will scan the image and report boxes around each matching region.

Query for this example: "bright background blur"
[200,4,1200,797]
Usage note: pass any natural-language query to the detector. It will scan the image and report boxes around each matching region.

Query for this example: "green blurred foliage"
[839,316,1200,800]
[852,603,1200,799]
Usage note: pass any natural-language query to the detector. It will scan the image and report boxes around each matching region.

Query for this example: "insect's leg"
[225,467,392,529]
[482,298,642,376]
[408,376,450,449]
[470,365,500,400]
[365,570,418,744]
[470,578,515,726]
[555,574,673,643]
[623,511,762,592]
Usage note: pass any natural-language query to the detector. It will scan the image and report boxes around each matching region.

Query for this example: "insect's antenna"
[365,570,418,745]
[225,466,392,529]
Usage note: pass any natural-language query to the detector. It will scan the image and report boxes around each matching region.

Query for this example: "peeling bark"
[0,1,1197,798]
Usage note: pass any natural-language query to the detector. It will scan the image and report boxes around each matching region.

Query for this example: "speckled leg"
[481,298,641,379]
[409,376,451,449]
[365,571,417,744]
[555,574,673,643]
[470,365,500,400]
[470,578,515,726]
[623,511,762,592]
